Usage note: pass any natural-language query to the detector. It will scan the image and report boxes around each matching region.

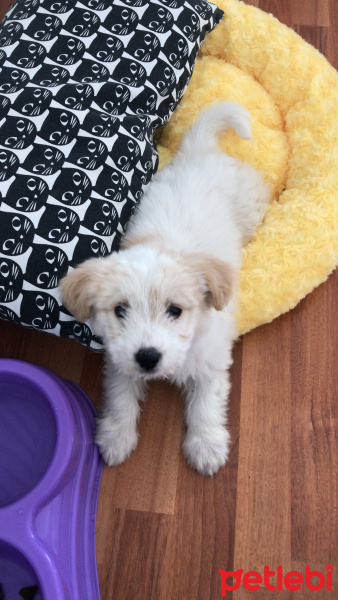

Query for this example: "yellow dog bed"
[157,0,338,334]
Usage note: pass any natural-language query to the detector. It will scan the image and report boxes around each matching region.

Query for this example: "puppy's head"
[61,246,234,379]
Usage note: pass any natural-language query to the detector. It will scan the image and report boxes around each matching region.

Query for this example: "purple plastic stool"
[0,359,103,599]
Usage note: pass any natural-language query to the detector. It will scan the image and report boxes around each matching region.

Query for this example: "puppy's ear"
[60,260,99,322]
[194,255,234,311]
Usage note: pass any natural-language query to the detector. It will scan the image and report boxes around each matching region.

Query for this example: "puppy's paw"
[95,416,138,467]
[183,427,230,476]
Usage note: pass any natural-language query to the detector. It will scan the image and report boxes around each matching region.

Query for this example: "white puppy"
[61,102,270,475]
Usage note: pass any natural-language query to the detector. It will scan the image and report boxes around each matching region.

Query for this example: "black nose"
[135,347,162,371]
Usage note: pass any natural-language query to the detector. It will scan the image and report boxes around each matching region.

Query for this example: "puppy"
[61,102,270,475]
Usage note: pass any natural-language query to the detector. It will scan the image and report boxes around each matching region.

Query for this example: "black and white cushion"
[0,0,223,350]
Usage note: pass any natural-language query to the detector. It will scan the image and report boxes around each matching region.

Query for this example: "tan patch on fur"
[60,260,98,322]
[121,233,156,250]
[183,254,234,311]
[123,241,234,312]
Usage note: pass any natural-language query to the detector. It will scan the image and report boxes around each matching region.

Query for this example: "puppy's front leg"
[183,370,231,476]
[95,361,145,467]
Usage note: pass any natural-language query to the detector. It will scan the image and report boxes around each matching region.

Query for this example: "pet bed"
[157,0,338,333]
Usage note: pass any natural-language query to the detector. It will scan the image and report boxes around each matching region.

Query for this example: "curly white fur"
[61,102,270,475]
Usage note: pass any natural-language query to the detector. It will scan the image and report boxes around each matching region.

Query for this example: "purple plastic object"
[0,359,103,600]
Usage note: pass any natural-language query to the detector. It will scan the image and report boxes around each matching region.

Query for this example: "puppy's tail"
[179,101,252,155]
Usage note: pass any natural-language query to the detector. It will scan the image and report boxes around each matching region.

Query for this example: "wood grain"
[291,0,330,27]
[290,280,338,596]
[97,380,184,515]
[233,315,292,598]
[259,0,291,27]
[0,1,336,599]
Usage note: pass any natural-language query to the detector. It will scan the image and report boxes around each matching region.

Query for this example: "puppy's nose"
[135,347,162,371]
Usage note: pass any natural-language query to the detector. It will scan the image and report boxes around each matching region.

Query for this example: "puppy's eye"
[167,305,182,319]
[114,304,127,319]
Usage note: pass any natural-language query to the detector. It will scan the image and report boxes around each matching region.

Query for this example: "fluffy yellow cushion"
[157,0,338,334]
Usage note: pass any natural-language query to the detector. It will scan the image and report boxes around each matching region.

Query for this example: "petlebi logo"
[219,564,334,596]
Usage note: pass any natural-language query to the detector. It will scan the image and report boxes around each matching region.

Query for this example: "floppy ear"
[60,260,99,322]
[194,255,235,310]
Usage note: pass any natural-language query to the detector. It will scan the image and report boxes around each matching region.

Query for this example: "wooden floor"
[0,0,337,598]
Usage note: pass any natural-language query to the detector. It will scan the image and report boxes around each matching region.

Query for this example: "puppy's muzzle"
[135,347,162,372]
